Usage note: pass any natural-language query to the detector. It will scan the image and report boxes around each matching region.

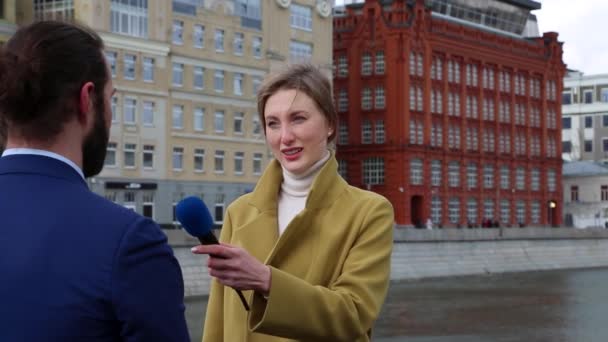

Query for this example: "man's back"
[0,154,190,341]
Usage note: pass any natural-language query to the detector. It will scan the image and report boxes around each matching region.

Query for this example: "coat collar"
[0,154,88,187]
[248,150,348,212]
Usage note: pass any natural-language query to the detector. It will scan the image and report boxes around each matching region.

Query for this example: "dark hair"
[0,20,108,141]
[257,64,338,143]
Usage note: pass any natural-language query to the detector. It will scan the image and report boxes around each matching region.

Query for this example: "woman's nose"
[280,126,295,144]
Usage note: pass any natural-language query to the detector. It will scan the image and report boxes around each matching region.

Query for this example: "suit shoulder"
[343,185,393,208]
[226,192,254,212]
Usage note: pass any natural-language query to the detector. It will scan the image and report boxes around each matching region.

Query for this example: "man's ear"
[78,82,95,126]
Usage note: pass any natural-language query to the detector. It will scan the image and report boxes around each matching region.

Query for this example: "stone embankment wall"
[166,228,608,298]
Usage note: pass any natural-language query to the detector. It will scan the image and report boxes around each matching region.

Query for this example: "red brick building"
[333,0,565,227]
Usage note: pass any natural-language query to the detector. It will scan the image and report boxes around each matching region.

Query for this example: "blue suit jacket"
[0,154,190,341]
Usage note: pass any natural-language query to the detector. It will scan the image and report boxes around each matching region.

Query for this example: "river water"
[185,268,608,341]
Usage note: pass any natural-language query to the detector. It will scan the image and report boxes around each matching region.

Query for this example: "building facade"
[12,0,332,226]
[561,71,608,164]
[0,1,18,45]
[333,0,565,227]
[563,161,608,229]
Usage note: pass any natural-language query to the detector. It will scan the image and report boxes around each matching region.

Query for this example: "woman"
[192,64,394,342]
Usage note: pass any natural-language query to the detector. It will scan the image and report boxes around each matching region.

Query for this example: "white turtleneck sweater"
[277,151,331,236]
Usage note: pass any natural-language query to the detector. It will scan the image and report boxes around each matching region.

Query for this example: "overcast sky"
[334,0,608,75]
[536,0,608,75]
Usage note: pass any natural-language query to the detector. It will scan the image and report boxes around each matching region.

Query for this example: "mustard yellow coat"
[202,155,394,342]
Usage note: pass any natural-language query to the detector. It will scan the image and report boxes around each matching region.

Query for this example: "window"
[562,92,572,105]
[571,185,579,202]
[448,60,460,83]
[410,52,423,77]
[214,70,224,92]
[526,168,539,192]
[562,141,572,153]
[467,198,478,225]
[111,96,118,122]
[106,51,117,78]
[214,194,225,224]
[172,105,184,129]
[214,111,225,133]
[500,166,510,189]
[484,199,494,220]
[172,63,183,86]
[228,32,243,56]
[431,160,441,186]
[363,157,384,185]
[410,159,423,185]
[602,185,608,201]
[338,89,348,112]
[431,57,443,80]
[361,120,372,144]
[215,29,224,52]
[585,116,593,128]
[547,169,556,192]
[289,41,312,64]
[516,200,525,225]
[431,196,442,224]
[194,107,204,132]
[252,117,261,135]
[124,143,136,168]
[584,90,593,104]
[338,56,348,77]
[194,25,204,48]
[124,54,136,80]
[142,145,154,169]
[516,167,525,190]
[338,160,348,180]
[290,4,312,31]
[361,53,372,76]
[233,73,243,95]
[123,191,135,210]
[562,117,571,129]
[361,88,372,110]
[172,147,183,170]
[142,101,154,126]
[194,66,204,89]
[253,36,262,58]
[253,153,262,175]
[234,152,244,174]
[123,98,136,124]
[483,165,494,189]
[584,140,593,153]
[143,57,154,82]
[601,88,608,102]
[142,192,154,219]
[234,0,262,29]
[234,112,244,134]
[214,150,225,173]
[467,163,477,189]
[500,199,510,224]
[375,87,385,109]
[110,0,148,38]
[375,120,385,144]
[172,20,183,44]
[410,86,423,111]
[604,139,608,152]
[194,148,205,172]
[448,198,460,224]
[338,123,348,145]
[603,115,608,127]
[448,161,460,187]
[531,201,540,224]
[34,0,74,21]
[105,142,117,166]
[375,52,385,74]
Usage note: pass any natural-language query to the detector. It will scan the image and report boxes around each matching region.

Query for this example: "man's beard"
[81,99,109,178]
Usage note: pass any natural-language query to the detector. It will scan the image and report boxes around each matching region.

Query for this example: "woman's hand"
[192,243,271,295]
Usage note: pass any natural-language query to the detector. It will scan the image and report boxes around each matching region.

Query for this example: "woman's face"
[264,89,332,175]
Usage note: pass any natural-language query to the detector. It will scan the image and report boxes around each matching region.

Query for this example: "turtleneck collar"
[280,150,331,197]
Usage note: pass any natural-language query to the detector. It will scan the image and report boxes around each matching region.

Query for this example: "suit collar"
[0,154,88,187]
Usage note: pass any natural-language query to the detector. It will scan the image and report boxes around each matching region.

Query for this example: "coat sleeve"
[248,198,394,341]
[111,216,190,342]
[202,209,234,342]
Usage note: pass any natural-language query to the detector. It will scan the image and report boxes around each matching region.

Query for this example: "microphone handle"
[197,233,251,311]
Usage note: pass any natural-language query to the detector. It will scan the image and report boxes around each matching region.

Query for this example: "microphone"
[175,196,250,311]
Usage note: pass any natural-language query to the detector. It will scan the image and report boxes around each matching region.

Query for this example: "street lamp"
[549,200,556,227]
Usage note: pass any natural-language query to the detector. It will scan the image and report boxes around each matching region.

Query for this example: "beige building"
[11,0,332,226]
[0,0,18,44]
[563,161,608,229]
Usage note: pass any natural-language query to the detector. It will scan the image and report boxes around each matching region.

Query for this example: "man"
[0,21,189,341]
